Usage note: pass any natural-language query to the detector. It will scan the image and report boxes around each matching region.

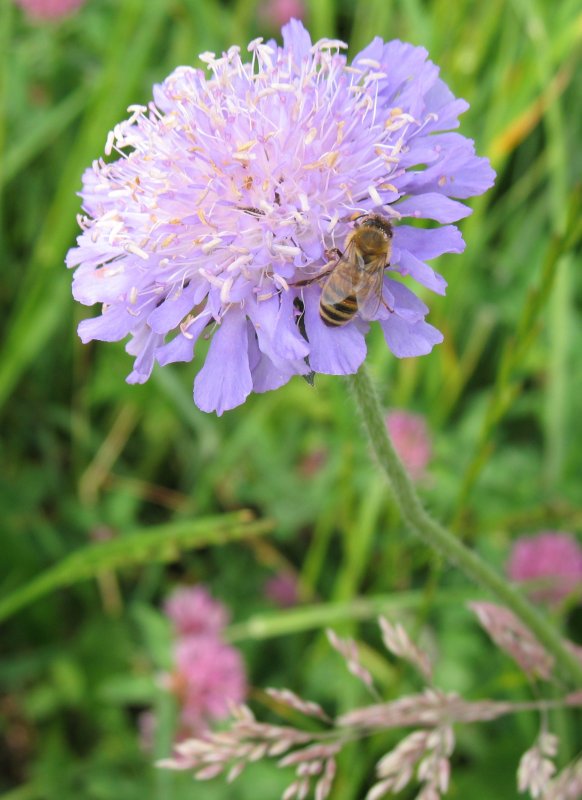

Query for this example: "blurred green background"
[2,0,582,797]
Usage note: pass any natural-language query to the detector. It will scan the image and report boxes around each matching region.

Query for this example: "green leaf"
[0,511,274,623]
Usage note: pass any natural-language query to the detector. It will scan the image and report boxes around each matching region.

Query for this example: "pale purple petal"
[390,247,448,295]
[386,279,429,322]
[395,225,465,259]
[78,308,134,343]
[147,282,206,334]
[194,312,252,415]
[381,315,443,358]
[281,17,312,59]
[156,311,212,366]
[126,329,162,384]
[247,324,298,393]
[395,194,472,224]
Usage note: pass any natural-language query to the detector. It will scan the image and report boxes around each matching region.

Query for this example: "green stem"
[348,364,582,686]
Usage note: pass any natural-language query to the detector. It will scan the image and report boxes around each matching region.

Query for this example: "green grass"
[2,0,582,797]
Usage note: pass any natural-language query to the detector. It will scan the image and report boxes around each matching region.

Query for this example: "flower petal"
[394,193,472,224]
[303,287,367,374]
[247,323,297,393]
[386,279,429,322]
[193,311,252,415]
[156,311,212,366]
[395,225,465,259]
[78,308,133,343]
[281,18,312,60]
[390,247,447,295]
[380,315,443,358]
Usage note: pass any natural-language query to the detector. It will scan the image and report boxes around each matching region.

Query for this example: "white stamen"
[104,130,115,156]
[271,82,295,93]
[368,185,383,206]
[227,254,253,272]
[327,213,339,233]
[272,243,301,257]
[356,58,381,69]
[201,237,222,253]
[304,127,318,146]
[180,316,196,338]
[125,243,149,260]
[220,277,233,304]
[312,39,348,51]
[364,71,388,83]
[199,269,224,288]
[235,140,257,153]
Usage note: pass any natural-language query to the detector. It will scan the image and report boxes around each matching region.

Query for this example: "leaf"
[0,511,274,623]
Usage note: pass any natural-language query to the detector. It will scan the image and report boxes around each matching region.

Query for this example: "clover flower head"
[386,409,432,480]
[164,585,229,637]
[170,635,247,734]
[261,0,305,28]
[264,572,299,607]
[507,532,582,605]
[67,20,495,414]
[15,0,85,20]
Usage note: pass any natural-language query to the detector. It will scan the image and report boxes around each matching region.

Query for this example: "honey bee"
[297,214,394,327]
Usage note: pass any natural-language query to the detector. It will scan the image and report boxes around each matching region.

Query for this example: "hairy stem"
[348,364,582,686]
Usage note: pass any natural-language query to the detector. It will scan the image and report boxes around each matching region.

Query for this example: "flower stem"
[348,364,582,686]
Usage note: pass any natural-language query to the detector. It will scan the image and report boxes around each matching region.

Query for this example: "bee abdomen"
[320,294,357,327]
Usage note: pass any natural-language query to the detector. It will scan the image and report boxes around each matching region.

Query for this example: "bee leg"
[289,256,340,289]
[381,296,394,314]
[289,275,326,288]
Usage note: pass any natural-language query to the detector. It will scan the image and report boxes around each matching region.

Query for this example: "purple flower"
[169,635,247,735]
[386,410,432,481]
[164,585,229,637]
[67,21,495,415]
[507,532,582,605]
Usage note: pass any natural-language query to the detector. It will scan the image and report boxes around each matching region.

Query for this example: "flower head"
[164,585,229,637]
[14,0,85,20]
[386,410,432,480]
[169,635,247,734]
[507,532,582,605]
[260,0,305,28]
[67,21,495,414]
[264,572,299,607]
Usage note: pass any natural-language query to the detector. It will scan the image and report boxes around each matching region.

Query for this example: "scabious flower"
[67,20,495,415]
[386,410,431,480]
[14,0,85,20]
[507,532,582,605]
[164,585,229,637]
[168,635,247,735]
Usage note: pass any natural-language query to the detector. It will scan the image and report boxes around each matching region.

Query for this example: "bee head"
[360,214,393,239]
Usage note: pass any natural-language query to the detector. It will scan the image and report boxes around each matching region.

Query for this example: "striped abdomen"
[319,279,359,327]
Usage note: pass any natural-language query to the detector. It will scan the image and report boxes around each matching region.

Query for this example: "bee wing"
[354,253,389,321]
[321,239,364,297]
